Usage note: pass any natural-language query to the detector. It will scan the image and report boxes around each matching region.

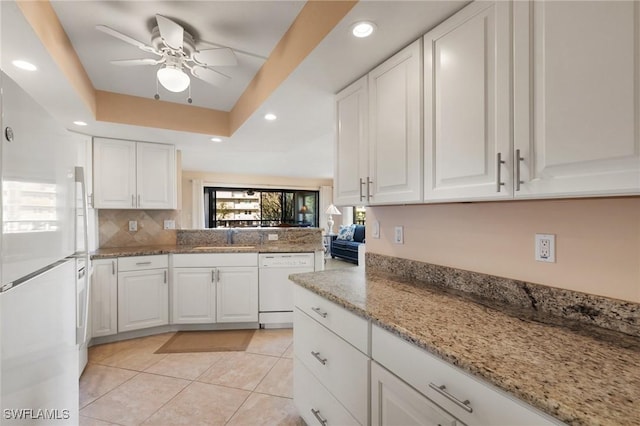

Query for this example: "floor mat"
[155,329,256,353]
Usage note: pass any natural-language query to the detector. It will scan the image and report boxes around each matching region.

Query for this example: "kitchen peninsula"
[289,253,640,426]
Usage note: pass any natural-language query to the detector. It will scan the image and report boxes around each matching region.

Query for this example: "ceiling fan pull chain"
[154,75,160,100]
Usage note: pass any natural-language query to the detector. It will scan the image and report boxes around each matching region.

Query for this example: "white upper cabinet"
[513,0,640,198]
[93,138,176,209]
[334,76,369,206]
[93,138,136,208]
[424,1,512,202]
[369,39,423,204]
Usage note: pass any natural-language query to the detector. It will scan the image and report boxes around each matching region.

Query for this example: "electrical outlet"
[535,234,555,263]
[372,220,380,239]
[128,220,137,232]
[394,226,404,244]
[268,234,278,241]
[163,220,175,230]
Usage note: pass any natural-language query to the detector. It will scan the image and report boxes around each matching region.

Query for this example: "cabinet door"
[172,268,216,324]
[424,1,512,202]
[513,1,640,198]
[91,259,118,337]
[118,269,169,332]
[216,267,258,323]
[93,138,136,208]
[335,76,369,206]
[369,39,422,204]
[371,362,458,426]
[136,142,176,209]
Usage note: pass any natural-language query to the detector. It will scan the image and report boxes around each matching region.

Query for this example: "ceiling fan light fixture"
[351,21,376,38]
[157,65,190,93]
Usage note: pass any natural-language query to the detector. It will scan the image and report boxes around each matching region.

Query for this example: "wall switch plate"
[372,221,380,239]
[163,220,175,230]
[128,220,137,232]
[394,226,404,244]
[535,234,555,262]
[268,234,278,241]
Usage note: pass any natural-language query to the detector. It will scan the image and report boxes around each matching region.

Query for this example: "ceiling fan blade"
[194,48,238,67]
[156,15,184,51]
[191,66,231,87]
[110,58,161,66]
[96,25,157,54]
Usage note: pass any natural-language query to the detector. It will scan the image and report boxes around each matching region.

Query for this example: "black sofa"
[331,224,365,264]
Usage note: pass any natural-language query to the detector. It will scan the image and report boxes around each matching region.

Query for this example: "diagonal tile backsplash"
[98,210,181,248]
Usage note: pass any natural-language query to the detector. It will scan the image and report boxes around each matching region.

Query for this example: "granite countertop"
[91,243,323,259]
[289,268,640,426]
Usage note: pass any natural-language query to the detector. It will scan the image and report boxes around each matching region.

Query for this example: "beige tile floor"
[80,328,301,426]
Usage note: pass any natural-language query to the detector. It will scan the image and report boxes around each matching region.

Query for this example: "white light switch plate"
[128,220,137,232]
[372,221,380,239]
[394,226,404,244]
[163,220,175,230]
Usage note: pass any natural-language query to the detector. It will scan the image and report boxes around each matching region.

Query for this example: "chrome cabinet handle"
[136,261,152,266]
[111,260,116,275]
[212,270,215,283]
[359,178,366,201]
[131,194,135,207]
[311,306,327,318]
[311,351,327,365]
[138,194,141,207]
[367,177,373,201]
[429,383,473,413]
[163,270,167,284]
[311,408,327,426]
[216,269,220,282]
[515,149,524,191]
[496,152,506,192]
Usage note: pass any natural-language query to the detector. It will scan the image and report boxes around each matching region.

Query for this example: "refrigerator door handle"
[75,167,91,345]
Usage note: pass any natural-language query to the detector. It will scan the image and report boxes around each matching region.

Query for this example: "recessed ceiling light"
[351,21,376,38]
[264,113,277,121]
[12,60,37,71]
[210,137,223,143]
[73,121,88,126]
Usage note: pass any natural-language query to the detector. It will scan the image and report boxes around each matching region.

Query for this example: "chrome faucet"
[226,229,238,245]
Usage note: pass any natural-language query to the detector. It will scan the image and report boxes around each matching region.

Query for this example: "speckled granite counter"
[289,267,640,426]
[91,243,323,259]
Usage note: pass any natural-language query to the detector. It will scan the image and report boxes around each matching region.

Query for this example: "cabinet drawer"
[118,255,168,271]
[372,325,561,426]
[293,285,368,354]
[172,253,257,268]
[294,358,360,426]
[294,309,368,425]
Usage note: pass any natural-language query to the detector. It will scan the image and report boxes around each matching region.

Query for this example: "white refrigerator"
[0,72,89,424]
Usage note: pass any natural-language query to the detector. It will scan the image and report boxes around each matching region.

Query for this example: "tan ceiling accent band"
[229,0,358,133]
[96,91,230,136]
[18,0,358,137]
[17,0,97,115]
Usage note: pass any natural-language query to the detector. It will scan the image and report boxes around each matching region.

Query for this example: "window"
[354,206,366,225]
[204,187,319,228]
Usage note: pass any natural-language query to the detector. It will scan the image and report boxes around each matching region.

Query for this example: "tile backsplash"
[98,210,181,248]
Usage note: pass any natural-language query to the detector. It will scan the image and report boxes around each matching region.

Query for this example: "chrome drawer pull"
[311,306,328,318]
[311,408,327,426]
[135,261,152,266]
[311,351,327,365]
[429,383,473,413]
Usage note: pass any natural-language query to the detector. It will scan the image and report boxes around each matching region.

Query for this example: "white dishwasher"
[259,253,315,327]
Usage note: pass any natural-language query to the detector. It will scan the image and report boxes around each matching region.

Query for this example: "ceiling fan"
[96,14,238,102]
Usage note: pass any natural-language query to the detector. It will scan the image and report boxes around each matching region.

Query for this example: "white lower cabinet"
[91,259,118,337]
[117,255,169,333]
[371,362,458,426]
[171,253,258,324]
[216,267,258,323]
[172,268,216,324]
[372,325,561,426]
[293,286,369,425]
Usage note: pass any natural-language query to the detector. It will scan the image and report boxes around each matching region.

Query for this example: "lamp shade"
[325,204,341,215]
[157,65,190,92]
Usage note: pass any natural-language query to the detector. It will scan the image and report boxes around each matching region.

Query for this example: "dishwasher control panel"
[259,253,315,268]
